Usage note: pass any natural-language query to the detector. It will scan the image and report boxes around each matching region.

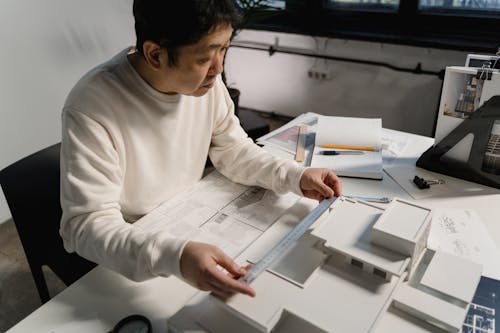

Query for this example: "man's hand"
[180,241,256,299]
[300,168,342,201]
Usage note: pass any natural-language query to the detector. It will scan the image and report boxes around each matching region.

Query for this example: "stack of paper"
[311,116,383,179]
[135,171,301,260]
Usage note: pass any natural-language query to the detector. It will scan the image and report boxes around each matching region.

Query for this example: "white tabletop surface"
[7,129,500,333]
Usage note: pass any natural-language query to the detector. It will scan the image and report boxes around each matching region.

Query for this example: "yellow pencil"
[320,145,375,152]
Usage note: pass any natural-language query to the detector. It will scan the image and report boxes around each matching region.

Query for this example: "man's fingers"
[208,266,256,297]
[242,263,253,272]
[325,171,342,196]
[181,242,257,298]
[317,182,334,198]
[213,249,245,277]
[302,189,323,202]
[207,281,233,300]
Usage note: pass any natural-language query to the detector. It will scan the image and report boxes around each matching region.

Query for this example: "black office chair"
[0,143,96,303]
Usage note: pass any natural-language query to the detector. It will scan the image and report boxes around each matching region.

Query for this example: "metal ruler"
[344,195,391,203]
[240,196,337,285]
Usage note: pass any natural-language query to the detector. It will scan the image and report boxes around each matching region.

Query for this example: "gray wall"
[0,0,134,223]
[225,30,468,137]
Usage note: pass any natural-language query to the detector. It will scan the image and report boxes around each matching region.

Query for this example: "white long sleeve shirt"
[60,47,305,281]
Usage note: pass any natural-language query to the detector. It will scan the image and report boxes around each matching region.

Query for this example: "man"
[60,0,342,299]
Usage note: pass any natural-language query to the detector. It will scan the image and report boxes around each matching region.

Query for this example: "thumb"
[214,250,245,277]
[316,181,334,198]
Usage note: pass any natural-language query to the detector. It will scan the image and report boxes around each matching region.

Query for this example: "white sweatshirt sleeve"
[209,85,306,196]
[60,109,186,282]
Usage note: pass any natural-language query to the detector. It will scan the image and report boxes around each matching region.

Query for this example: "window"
[419,0,500,11]
[373,267,388,279]
[327,0,399,12]
[241,0,500,52]
[266,0,286,9]
[351,258,364,269]
[237,0,285,10]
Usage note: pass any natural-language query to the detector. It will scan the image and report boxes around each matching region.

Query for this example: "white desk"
[8,129,500,333]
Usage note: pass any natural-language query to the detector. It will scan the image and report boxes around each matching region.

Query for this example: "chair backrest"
[0,143,95,302]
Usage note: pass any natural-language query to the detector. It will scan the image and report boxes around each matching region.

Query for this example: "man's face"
[157,24,233,97]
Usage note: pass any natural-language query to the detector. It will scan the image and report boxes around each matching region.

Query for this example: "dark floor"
[0,110,290,332]
[0,219,66,332]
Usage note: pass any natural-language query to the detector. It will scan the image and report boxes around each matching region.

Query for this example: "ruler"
[344,195,391,203]
[295,125,307,163]
[240,196,337,285]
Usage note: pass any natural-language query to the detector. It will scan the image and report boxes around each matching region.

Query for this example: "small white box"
[371,199,431,260]
[392,283,467,332]
[421,250,482,303]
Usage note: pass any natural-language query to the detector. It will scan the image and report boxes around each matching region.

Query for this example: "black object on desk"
[238,109,270,141]
[413,176,431,189]
[413,176,444,189]
[417,96,500,190]
[321,150,364,155]
[111,314,152,333]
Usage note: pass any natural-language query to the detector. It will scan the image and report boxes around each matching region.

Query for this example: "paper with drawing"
[135,171,300,260]
[428,208,500,280]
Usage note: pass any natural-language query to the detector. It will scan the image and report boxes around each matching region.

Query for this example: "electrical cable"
[231,42,445,79]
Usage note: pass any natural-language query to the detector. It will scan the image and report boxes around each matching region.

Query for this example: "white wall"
[0,4,474,224]
[0,0,134,223]
[225,30,469,137]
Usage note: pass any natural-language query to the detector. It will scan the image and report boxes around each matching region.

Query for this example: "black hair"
[133,0,242,67]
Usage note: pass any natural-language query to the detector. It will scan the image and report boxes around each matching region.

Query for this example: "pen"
[320,150,364,155]
[320,145,375,152]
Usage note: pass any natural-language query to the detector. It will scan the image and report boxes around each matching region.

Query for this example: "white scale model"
[169,197,482,333]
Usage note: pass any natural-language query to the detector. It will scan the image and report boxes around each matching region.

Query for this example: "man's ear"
[142,41,166,71]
